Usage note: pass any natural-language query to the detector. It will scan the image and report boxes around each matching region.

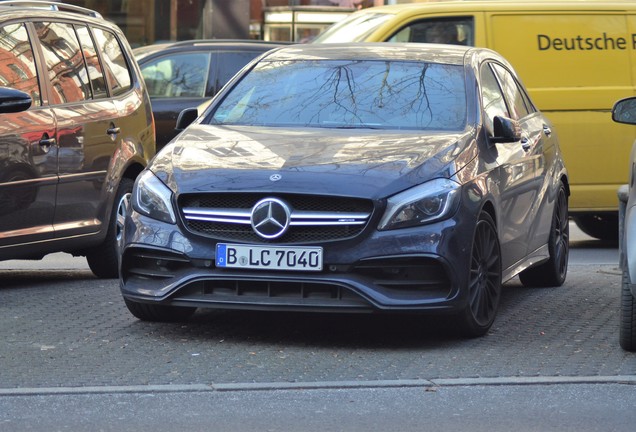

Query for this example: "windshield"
[208,59,466,131]
[312,12,393,43]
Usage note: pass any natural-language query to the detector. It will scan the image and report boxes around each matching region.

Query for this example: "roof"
[260,42,473,65]
[0,1,102,18]
[364,0,636,14]
[133,39,290,61]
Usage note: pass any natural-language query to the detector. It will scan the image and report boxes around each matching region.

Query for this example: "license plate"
[216,243,323,271]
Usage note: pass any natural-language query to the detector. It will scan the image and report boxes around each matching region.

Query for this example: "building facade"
[63,0,401,47]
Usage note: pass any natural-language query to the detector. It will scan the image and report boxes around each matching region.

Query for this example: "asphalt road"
[0,222,635,431]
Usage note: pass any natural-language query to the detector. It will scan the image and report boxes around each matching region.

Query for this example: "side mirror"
[0,87,32,114]
[490,116,521,143]
[612,97,636,125]
[175,108,199,132]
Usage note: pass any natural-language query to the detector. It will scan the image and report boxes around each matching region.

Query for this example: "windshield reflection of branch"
[232,61,462,128]
[296,63,365,125]
[169,64,201,96]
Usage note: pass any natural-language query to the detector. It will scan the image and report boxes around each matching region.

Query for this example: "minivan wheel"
[620,267,636,352]
[124,299,196,322]
[459,211,502,337]
[86,177,134,278]
[519,183,569,287]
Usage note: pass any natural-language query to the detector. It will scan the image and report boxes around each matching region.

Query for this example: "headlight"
[378,178,461,230]
[132,170,177,224]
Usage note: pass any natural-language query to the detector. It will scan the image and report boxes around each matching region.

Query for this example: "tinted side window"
[92,27,131,97]
[35,22,91,104]
[480,63,509,134]
[213,51,261,93]
[0,23,41,106]
[491,63,532,120]
[388,17,474,46]
[75,25,108,99]
[141,52,209,97]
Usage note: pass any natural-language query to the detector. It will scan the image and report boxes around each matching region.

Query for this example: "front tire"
[86,177,133,278]
[519,182,569,287]
[620,268,636,351]
[124,299,196,322]
[459,211,502,337]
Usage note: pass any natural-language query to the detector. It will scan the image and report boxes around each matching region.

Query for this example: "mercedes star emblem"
[250,198,291,239]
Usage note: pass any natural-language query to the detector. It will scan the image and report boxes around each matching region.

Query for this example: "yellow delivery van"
[315,0,636,241]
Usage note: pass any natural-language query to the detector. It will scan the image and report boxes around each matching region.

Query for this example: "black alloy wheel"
[519,183,569,287]
[460,211,502,337]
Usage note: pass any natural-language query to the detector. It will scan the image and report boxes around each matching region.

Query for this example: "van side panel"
[488,12,636,212]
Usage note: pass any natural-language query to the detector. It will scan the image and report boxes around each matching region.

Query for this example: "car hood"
[151,125,476,199]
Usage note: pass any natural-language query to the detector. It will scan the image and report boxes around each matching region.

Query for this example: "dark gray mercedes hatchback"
[120,43,569,336]
[0,1,155,278]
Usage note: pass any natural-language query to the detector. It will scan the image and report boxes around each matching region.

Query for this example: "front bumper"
[120,211,475,313]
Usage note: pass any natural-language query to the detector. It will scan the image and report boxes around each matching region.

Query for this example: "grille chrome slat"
[183,208,369,225]
[179,193,374,244]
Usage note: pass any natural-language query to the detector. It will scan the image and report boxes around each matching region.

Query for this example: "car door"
[0,22,58,250]
[33,21,120,239]
[480,61,544,268]
[140,50,211,149]
[491,63,558,255]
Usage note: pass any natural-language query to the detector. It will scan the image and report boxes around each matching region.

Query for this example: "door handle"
[107,126,121,135]
[38,136,56,149]
[521,137,531,152]
[543,125,552,136]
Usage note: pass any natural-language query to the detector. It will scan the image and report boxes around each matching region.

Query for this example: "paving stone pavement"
[1,256,635,390]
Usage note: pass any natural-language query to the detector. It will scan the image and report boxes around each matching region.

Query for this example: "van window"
[75,25,108,99]
[141,52,209,98]
[313,12,394,43]
[35,22,92,104]
[388,17,474,46]
[92,27,132,97]
[491,63,533,120]
[0,23,41,106]
[480,63,509,133]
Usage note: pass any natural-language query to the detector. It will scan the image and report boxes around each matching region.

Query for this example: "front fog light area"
[379,178,461,230]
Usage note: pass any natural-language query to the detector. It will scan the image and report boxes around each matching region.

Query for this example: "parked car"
[133,40,287,150]
[0,1,155,278]
[314,1,636,242]
[612,97,636,351]
[120,43,569,337]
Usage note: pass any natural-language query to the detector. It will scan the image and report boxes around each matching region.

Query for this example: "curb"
[2,375,635,396]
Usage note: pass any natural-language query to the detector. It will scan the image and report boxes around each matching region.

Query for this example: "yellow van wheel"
[572,214,618,243]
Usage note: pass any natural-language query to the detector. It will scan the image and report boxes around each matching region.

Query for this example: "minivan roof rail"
[0,1,102,19]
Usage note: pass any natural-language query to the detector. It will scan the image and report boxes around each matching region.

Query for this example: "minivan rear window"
[93,27,132,97]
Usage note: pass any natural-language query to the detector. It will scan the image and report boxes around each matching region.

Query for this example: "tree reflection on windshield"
[210,60,466,130]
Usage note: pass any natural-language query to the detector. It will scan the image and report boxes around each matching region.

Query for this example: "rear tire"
[124,299,196,322]
[86,178,133,278]
[459,211,502,337]
[573,213,618,243]
[519,183,569,287]
[620,268,636,352]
